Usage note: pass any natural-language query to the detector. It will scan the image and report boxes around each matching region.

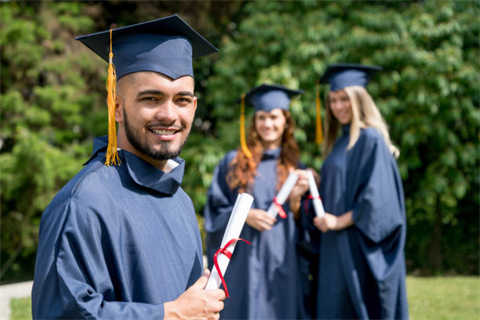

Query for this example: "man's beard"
[123,108,186,161]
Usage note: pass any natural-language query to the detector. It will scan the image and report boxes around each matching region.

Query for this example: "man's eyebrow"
[177,91,195,97]
[136,90,194,97]
[137,90,164,97]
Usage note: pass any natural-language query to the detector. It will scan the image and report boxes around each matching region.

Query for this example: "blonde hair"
[323,86,399,158]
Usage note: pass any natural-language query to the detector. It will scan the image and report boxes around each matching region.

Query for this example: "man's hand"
[164,270,225,320]
[245,208,276,231]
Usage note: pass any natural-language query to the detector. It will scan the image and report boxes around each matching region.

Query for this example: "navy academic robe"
[204,148,302,319]
[32,136,203,319]
[304,125,409,319]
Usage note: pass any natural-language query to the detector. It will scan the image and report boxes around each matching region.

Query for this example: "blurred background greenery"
[1,0,478,283]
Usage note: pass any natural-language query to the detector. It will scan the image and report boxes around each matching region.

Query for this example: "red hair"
[226,110,299,193]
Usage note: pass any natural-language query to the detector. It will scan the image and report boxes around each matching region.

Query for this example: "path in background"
[0,281,32,320]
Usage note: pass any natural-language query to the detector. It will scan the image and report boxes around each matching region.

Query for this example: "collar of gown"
[262,147,281,160]
[90,136,184,195]
[342,124,351,136]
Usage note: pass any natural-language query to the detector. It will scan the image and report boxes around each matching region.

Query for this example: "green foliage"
[0,2,104,281]
[205,0,479,274]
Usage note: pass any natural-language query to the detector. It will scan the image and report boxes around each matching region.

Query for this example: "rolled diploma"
[266,172,299,218]
[307,170,325,217]
[205,193,254,290]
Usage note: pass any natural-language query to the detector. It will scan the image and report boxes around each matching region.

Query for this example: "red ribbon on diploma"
[213,238,251,298]
[304,194,321,214]
[273,197,287,219]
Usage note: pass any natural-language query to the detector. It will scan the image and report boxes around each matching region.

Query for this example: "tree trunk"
[428,196,443,273]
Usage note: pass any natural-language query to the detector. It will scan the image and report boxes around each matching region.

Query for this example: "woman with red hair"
[204,84,310,319]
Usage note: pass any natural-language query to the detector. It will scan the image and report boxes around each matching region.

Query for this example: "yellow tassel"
[240,93,252,159]
[105,29,120,166]
[315,82,324,145]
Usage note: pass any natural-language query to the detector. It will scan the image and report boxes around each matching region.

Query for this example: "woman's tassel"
[240,94,252,159]
[315,82,324,145]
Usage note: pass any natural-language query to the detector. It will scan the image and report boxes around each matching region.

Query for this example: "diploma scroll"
[307,170,325,217]
[266,172,298,218]
[205,193,254,291]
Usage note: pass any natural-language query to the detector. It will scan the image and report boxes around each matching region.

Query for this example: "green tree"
[205,0,479,274]
[0,2,105,281]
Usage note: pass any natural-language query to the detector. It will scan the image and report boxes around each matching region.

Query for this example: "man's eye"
[141,97,159,102]
[177,97,192,104]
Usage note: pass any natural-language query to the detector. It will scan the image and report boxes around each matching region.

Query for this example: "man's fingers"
[213,300,224,312]
[208,312,220,320]
[193,273,209,288]
[203,269,211,277]
[208,288,226,300]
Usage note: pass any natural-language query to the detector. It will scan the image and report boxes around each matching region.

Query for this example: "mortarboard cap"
[320,63,382,91]
[75,14,218,80]
[245,84,303,112]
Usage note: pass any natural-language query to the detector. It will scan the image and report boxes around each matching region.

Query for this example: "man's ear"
[115,98,123,123]
[192,96,198,113]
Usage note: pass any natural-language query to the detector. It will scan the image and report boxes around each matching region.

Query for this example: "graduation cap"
[75,14,217,166]
[239,84,303,158]
[320,63,382,91]
[244,84,303,112]
[76,14,218,80]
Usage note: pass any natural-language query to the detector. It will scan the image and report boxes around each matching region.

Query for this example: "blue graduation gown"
[306,126,409,319]
[32,136,203,319]
[204,148,301,319]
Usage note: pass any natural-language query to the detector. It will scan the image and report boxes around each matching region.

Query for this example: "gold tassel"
[240,93,252,159]
[105,29,120,166]
[315,82,324,145]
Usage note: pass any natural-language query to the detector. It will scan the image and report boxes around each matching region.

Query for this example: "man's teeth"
[151,129,175,135]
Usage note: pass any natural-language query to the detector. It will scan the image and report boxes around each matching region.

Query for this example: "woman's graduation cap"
[245,84,303,112]
[320,63,382,91]
[75,14,217,165]
[240,84,302,158]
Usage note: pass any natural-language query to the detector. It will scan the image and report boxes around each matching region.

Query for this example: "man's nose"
[154,100,176,123]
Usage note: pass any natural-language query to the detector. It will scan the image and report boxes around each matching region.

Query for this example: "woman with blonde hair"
[204,84,311,319]
[301,64,409,319]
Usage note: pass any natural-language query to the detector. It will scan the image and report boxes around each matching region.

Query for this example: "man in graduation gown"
[31,15,226,319]
[303,64,409,319]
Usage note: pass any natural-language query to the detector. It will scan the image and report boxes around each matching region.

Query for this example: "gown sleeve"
[51,199,165,319]
[203,152,238,268]
[349,128,404,244]
[347,128,407,284]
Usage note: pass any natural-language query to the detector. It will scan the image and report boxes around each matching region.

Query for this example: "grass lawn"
[406,276,479,319]
[9,276,480,319]
[9,296,31,320]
